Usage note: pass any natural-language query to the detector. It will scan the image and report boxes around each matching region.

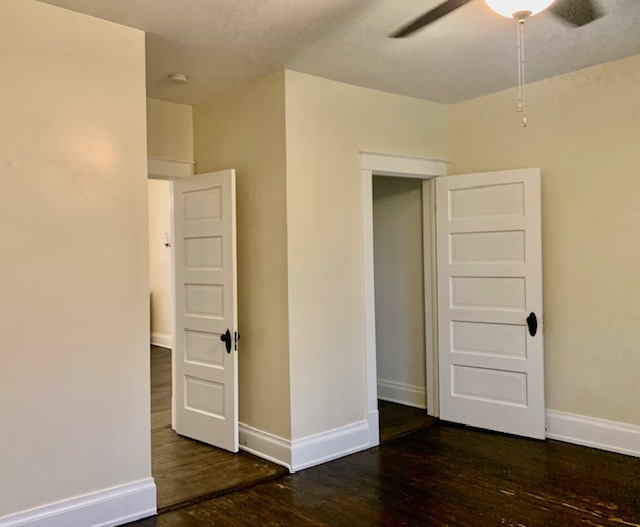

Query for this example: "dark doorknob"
[220,329,232,353]
[526,312,538,337]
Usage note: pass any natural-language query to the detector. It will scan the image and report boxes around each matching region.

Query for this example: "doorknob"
[526,312,538,337]
[220,329,232,353]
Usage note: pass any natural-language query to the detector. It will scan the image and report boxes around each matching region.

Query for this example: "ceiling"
[39,0,640,105]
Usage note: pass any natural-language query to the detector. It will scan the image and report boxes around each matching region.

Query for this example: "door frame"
[361,152,448,447]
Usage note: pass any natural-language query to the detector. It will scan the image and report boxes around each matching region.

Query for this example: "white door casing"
[436,168,545,439]
[361,152,448,447]
[173,169,239,452]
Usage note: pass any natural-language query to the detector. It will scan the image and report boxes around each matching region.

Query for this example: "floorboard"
[378,399,437,443]
[146,349,639,526]
[131,418,640,527]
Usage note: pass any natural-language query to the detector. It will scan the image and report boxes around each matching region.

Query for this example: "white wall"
[450,54,640,427]
[284,71,449,439]
[373,176,426,408]
[191,70,449,450]
[0,0,151,518]
[146,98,194,346]
[193,72,292,440]
[147,97,194,162]
[148,179,172,342]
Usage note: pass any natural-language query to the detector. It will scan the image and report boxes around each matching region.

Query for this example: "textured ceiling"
[39,0,640,105]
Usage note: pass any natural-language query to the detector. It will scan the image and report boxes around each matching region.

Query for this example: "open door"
[436,168,544,439]
[172,169,239,452]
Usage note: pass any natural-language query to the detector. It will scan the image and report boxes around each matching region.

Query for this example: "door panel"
[436,168,544,439]
[173,169,238,452]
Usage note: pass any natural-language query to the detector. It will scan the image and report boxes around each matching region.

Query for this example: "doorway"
[362,154,546,447]
[146,176,287,512]
[148,178,173,352]
[361,153,447,447]
[372,175,437,442]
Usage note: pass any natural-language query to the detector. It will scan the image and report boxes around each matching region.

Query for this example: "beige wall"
[0,0,150,517]
[147,97,194,161]
[373,177,426,406]
[284,71,449,438]
[450,54,640,426]
[193,72,292,439]
[146,98,193,342]
[148,179,172,338]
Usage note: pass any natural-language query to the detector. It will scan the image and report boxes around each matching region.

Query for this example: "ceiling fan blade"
[390,0,474,38]
[549,0,602,26]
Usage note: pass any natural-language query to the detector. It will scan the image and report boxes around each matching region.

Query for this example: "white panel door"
[173,169,238,452]
[436,168,544,439]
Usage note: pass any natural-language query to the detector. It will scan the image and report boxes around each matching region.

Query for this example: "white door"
[436,168,544,439]
[172,169,239,452]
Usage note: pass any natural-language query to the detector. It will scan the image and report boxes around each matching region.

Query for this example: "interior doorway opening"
[148,178,173,352]
[372,175,436,442]
[361,152,448,447]
[363,155,546,447]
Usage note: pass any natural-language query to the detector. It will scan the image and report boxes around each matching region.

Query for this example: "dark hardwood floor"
[146,351,640,526]
[151,346,289,512]
[378,399,437,443]
[130,421,640,526]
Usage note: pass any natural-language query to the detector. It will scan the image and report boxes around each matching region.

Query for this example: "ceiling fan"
[390,0,602,38]
[390,0,603,127]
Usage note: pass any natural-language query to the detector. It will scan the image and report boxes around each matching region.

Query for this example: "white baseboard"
[150,332,172,349]
[546,410,640,458]
[291,420,371,472]
[377,379,427,409]
[0,478,156,527]
[240,419,375,474]
[239,423,292,471]
[367,409,380,447]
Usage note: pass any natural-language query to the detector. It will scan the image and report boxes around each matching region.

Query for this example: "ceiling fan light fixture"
[484,0,556,18]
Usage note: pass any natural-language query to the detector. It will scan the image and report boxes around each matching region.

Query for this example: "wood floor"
[147,350,639,526]
[151,347,289,512]
[378,399,437,443]
[151,346,435,512]
[131,419,640,527]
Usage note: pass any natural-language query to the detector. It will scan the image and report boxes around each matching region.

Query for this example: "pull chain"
[516,15,527,127]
